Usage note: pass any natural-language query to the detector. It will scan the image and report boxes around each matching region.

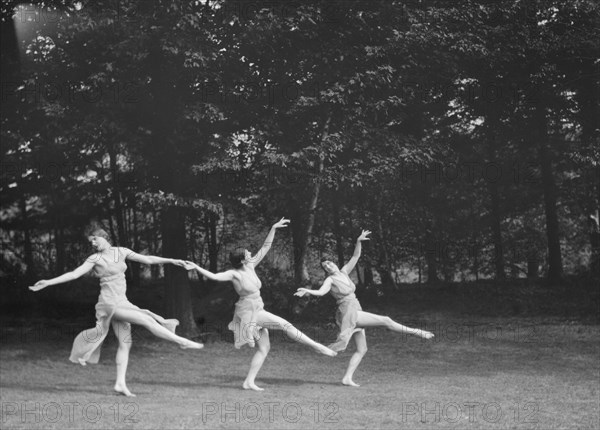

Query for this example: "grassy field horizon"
[2,278,598,428]
[2,303,598,429]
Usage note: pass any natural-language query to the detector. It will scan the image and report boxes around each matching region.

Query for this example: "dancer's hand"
[29,280,49,292]
[357,230,371,242]
[172,259,187,268]
[273,217,290,229]
[294,288,310,297]
[182,261,198,271]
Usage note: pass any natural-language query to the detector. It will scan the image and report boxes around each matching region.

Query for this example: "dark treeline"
[1,0,599,334]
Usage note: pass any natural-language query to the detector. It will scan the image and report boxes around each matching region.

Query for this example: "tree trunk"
[424,232,439,284]
[145,32,197,333]
[161,206,199,337]
[332,197,345,267]
[0,13,20,72]
[536,104,563,283]
[206,212,219,272]
[19,195,35,278]
[108,142,126,246]
[376,198,396,288]
[52,193,65,274]
[55,225,65,274]
[363,259,374,287]
[488,180,505,280]
[150,211,161,281]
[107,213,118,246]
[575,59,599,275]
[425,251,438,284]
[485,113,505,280]
[291,215,310,284]
[131,198,140,288]
[589,212,600,276]
[292,114,332,285]
[527,259,539,279]
[355,263,363,287]
[470,215,479,282]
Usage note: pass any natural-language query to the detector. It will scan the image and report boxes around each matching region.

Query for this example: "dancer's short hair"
[320,256,334,265]
[85,226,111,242]
[320,255,336,272]
[229,249,246,269]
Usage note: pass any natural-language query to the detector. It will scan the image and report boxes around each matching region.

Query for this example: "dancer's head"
[86,227,111,252]
[230,248,252,269]
[320,257,339,275]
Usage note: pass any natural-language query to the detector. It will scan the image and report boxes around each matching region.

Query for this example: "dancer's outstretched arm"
[341,230,371,274]
[29,259,95,291]
[121,247,186,267]
[250,217,289,267]
[184,262,236,282]
[295,277,332,298]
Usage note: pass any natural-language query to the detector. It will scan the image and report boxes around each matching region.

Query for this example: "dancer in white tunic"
[184,218,336,391]
[29,228,203,397]
[295,230,434,387]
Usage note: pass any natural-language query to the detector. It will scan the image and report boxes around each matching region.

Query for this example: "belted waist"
[238,290,261,301]
[98,272,126,285]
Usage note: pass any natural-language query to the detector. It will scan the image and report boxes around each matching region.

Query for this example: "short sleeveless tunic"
[328,273,364,352]
[228,271,264,348]
[69,247,177,365]
[228,291,264,348]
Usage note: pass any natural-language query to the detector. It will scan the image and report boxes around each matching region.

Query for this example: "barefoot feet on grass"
[342,377,360,387]
[180,339,204,350]
[417,329,434,339]
[114,383,136,397]
[242,381,264,391]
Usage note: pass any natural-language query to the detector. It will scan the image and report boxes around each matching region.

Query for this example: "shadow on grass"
[132,374,341,390]
[0,382,117,395]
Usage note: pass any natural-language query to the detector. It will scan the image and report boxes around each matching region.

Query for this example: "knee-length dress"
[328,274,364,352]
[69,247,177,365]
[228,290,264,349]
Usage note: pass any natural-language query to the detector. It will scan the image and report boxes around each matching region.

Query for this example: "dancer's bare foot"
[342,377,360,387]
[77,358,87,366]
[414,329,434,339]
[180,339,204,349]
[315,344,337,357]
[114,383,136,397]
[242,381,264,391]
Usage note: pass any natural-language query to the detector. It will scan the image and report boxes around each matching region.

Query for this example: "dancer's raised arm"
[295,277,332,298]
[184,261,236,282]
[250,217,289,266]
[341,230,371,274]
[29,259,96,291]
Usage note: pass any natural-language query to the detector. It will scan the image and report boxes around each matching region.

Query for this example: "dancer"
[295,229,434,387]
[184,217,336,391]
[29,228,203,397]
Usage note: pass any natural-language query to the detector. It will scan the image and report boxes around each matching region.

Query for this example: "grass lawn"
[1,314,598,429]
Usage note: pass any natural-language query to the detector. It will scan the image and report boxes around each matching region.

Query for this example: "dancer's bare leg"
[112,319,135,397]
[342,330,367,387]
[256,310,336,357]
[243,328,270,391]
[112,308,204,349]
[145,311,179,333]
[356,311,434,339]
